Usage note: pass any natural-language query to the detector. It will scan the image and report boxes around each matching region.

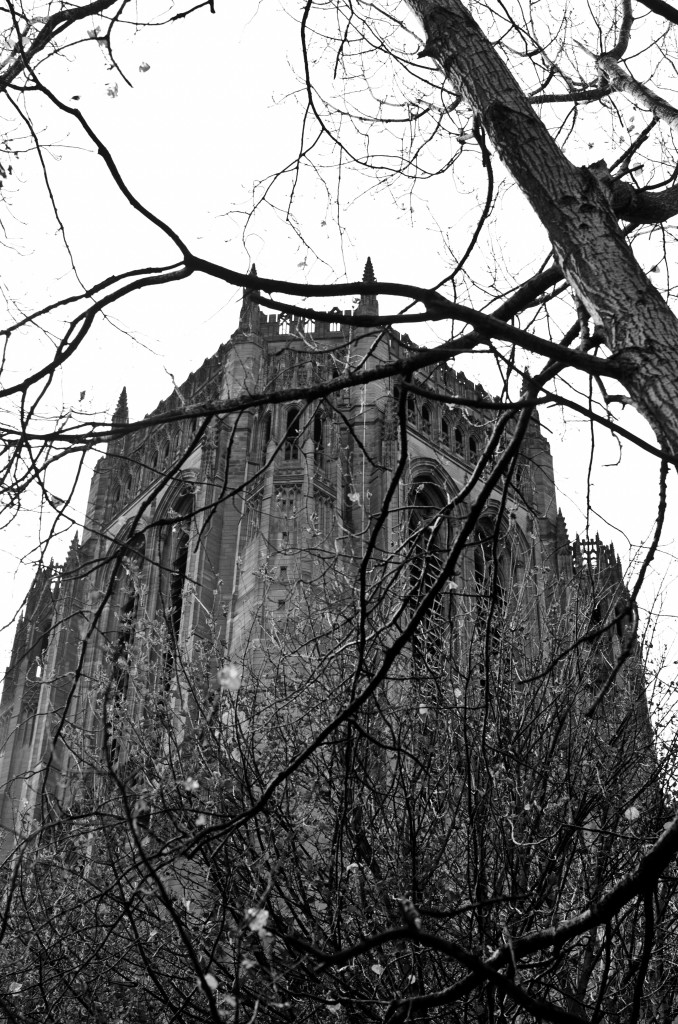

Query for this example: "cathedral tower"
[0,261,652,844]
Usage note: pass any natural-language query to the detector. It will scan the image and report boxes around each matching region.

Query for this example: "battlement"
[259,311,358,338]
[572,534,622,574]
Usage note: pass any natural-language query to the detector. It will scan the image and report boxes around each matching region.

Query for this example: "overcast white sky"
[1,0,676,677]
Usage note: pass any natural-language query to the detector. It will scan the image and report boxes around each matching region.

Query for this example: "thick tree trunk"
[405,0,678,461]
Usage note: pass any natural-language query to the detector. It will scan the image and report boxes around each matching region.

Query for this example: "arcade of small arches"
[393,387,530,489]
[253,400,530,496]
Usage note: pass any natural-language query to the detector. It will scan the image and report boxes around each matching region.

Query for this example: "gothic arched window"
[159,493,194,644]
[283,407,300,461]
[406,396,416,424]
[421,405,431,436]
[313,410,325,465]
[408,481,450,674]
[454,428,464,457]
[474,518,505,642]
[107,534,146,758]
[260,412,272,459]
[111,534,146,687]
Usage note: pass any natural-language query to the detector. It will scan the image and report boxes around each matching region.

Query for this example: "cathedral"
[0,259,653,845]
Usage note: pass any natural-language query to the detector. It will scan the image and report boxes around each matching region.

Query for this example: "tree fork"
[407,0,678,461]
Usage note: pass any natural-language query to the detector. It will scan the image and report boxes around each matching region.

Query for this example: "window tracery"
[259,412,272,460]
[275,487,301,550]
[406,396,416,424]
[107,534,146,759]
[408,481,452,676]
[474,518,506,644]
[283,407,300,461]
[162,494,193,644]
[313,410,326,467]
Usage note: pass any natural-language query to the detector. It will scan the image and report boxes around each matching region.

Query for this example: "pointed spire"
[245,263,260,299]
[554,509,571,574]
[113,387,128,426]
[64,533,80,569]
[555,508,569,547]
[239,264,261,330]
[357,256,379,316]
[25,561,55,620]
[107,387,128,457]
[556,507,568,530]
[362,256,376,285]
[61,532,81,589]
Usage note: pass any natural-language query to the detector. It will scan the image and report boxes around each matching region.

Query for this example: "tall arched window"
[283,407,300,461]
[474,518,505,643]
[159,493,194,647]
[408,482,450,675]
[107,534,146,760]
[454,428,464,456]
[469,436,478,462]
[441,417,451,448]
[406,396,416,424]
[259,412,272,460]
[410,484,447,592]
[421,405,431,436]
[111,534,146,694]
[313,410,325,466]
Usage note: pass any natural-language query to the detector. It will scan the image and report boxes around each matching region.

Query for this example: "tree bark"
[596,52,678,130]
[588,160,678,226]
[405,0,678,462]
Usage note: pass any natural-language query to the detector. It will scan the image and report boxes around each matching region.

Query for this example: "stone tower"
[0,260,653,843]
